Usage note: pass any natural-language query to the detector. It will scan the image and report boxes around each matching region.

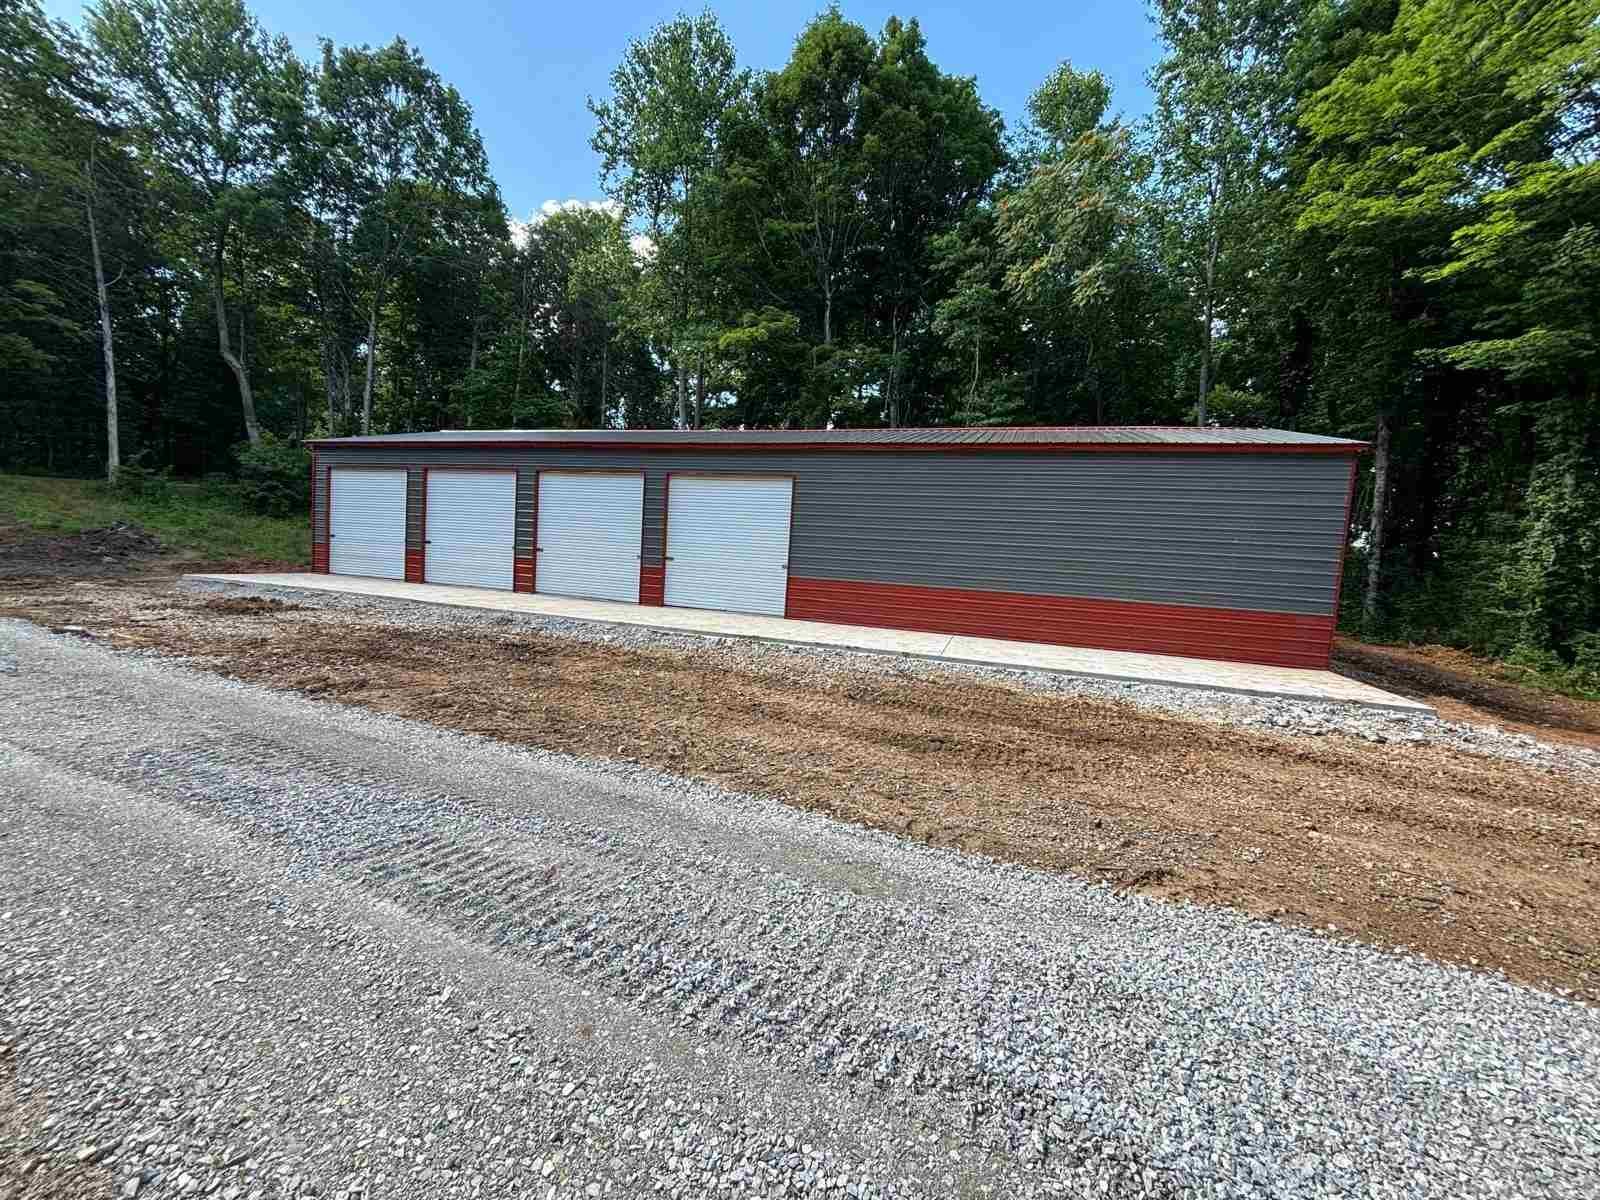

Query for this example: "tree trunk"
[87,197,118,481]
[822,284,833,348]
[468,314,482,374]
[1197,224,1219,426]
[970,333,980,407]
[513,315,526,411]
[570,328,582,425]
[1363,407,1393,626]
[694,361,705,429]
[1196,167,1224,426]
[322,335,338,434]
[340,356,352,427]
[675,360,689,429]
[887,313,901,428]
[212,236,260,444]
[361,283,382,435]
[600,338,609,427]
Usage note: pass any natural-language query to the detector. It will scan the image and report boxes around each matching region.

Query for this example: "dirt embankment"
[0,523,166,580]
[3,579,1597,1002]
[1334,637,1600,750]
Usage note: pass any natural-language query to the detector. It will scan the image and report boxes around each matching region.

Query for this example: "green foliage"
[1496,408,1600,658]
[235,432,309,516]
[0,473,309,563]
[110,454,172,502]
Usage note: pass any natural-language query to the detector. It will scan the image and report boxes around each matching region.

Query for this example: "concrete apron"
[183,572,1433,715]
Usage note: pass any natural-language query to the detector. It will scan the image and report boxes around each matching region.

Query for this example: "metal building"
[306,427,1364,668]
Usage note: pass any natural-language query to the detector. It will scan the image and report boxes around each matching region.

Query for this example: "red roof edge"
[304,436,1368,455]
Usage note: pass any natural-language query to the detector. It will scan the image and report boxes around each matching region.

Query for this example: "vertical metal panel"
[423,470,516,590]
[328,469,407,580]
[665,476,794,616]
[534,471,644,603]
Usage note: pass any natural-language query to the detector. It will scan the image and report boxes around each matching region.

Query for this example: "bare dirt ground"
[1335,636,1600,750]
[4,571,1598,1005]
[0,1054,111,1200]
[0,520,300,582]
[0,523,168,580]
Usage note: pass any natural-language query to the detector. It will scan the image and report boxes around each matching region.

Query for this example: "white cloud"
[510,198,623,248]
[629,233,656,260]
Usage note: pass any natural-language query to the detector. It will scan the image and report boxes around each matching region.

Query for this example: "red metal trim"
[639,564,665,605]
[1326,454,1360,658]
[306,437,1365,456]
[785,577,1335,669]
[517,466,535,592]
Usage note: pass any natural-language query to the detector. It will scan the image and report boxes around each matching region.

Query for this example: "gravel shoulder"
[3,621,1599,1200]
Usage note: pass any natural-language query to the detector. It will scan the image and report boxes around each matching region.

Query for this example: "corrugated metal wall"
[314,447,1350,618]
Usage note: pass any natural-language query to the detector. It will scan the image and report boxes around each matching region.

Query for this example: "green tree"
[589,9,747,427]
[858,16,1004,425]
[89,0,304,445]
[1298,0,1599,641]
[1147,0,1308,423]
[0,0,144,479]
[997,65,1156,423]
[313,39,492,433]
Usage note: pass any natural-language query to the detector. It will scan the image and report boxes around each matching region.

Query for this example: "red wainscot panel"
[784,576,1335,670]
[639,564,665,606]
[513,555,536,594]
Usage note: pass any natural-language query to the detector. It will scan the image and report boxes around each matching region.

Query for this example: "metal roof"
[309,426,1365,453]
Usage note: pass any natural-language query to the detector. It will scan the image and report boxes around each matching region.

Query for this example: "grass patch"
[0,473,309,564]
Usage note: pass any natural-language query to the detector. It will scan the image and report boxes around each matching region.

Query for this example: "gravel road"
[2,619,1598,1200]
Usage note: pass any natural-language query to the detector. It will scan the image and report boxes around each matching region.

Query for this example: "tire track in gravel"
[1,748,1027,1200]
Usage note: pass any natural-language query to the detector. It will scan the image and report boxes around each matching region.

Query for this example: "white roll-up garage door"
[425,470,515,590]
[665,476,793,616]
[329,468,407,580]
[535,472,644,603]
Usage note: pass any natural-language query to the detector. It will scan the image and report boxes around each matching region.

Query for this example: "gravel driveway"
[2,620,1597,1200]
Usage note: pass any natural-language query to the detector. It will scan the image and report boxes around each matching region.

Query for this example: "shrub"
[236,433,310,517]
[110,455,173,504]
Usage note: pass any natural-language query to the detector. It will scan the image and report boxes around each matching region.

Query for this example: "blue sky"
[44,1,1162,222]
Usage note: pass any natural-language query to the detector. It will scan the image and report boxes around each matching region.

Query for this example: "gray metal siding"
[405,468,424,554]
[515,469,536,557]
[312,447,1351,615]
